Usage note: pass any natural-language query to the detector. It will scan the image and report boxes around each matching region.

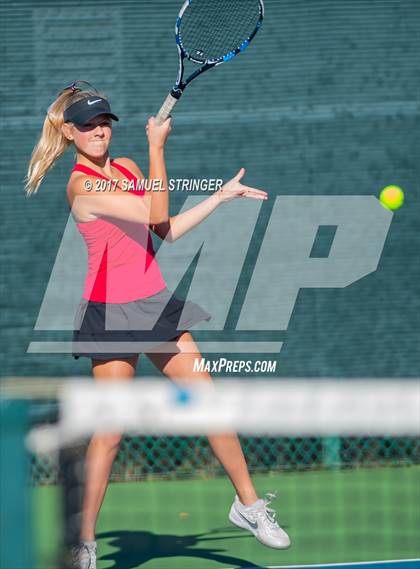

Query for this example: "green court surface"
[35,465,420,569]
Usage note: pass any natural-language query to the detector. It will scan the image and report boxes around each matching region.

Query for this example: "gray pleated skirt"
[72,287,211,360]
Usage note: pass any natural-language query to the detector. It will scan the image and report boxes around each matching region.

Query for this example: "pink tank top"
[72,160,166,303]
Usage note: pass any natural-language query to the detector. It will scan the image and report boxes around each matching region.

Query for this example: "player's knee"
[93,432,123,451]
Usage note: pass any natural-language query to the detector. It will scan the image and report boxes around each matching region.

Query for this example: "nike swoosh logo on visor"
[87,99,102,105]
[239,512,258,529]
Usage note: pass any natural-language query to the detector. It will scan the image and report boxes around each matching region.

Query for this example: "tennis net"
[1,377,419,569]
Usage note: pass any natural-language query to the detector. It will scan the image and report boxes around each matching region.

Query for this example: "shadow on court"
[97,528,269,569]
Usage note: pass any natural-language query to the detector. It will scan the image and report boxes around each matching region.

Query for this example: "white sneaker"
[229,492,291,549]
[71,541,97,569]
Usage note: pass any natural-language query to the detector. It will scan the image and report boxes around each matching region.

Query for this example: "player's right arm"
[67,174,165,225]
[146,116,171,226]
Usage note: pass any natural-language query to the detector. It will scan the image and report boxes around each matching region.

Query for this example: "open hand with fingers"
[216,168,268,204]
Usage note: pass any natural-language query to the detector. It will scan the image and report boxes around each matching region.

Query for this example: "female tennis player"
[26,81,290,568]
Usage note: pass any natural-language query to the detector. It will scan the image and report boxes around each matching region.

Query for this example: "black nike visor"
[63,97,119,126]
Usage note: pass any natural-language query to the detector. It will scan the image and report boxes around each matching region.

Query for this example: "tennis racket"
[155,0,264,125]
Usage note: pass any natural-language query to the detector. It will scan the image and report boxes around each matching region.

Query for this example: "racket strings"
[179,0,261,62]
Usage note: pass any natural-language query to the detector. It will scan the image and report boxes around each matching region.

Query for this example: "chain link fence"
[31,435,420,485]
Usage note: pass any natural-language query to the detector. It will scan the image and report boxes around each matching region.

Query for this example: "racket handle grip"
[155,93,178,125]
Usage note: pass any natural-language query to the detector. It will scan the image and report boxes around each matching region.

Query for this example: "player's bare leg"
[81,356,138,542]
[145,331,258,505]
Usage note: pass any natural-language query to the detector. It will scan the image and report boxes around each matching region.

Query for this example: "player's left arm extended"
[150,169,267,242]
[150,193,221,243]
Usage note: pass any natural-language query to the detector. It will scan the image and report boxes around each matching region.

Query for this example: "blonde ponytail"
[25,85,104,195]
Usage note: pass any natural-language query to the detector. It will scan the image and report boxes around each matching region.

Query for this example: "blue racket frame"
[171,0,265,99]
[156,0,264,124]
